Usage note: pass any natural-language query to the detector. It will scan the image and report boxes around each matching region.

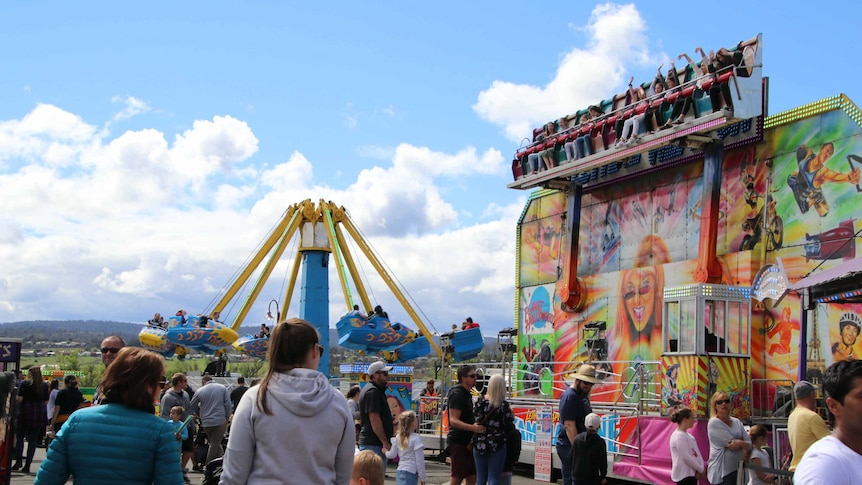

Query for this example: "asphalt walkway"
[8,446,631,484]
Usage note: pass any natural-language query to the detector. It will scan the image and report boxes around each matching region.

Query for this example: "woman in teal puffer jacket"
[35,347,184,485]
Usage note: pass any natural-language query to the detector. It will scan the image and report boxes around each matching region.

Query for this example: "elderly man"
[556,364,601,485]
[190,374,232,464]
[358,361,394,477]
[788,380,830,471]
[794,360,862,484]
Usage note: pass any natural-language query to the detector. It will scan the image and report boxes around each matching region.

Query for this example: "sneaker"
[614,140,624,148]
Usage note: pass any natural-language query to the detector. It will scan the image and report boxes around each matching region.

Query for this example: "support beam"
[300,250,331,376]
[694,143,725,283]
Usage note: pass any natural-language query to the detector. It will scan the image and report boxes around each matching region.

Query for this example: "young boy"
[167,405,191,484]
[167,405,189,442]
[571,412,608,485]
[351,450,384,485]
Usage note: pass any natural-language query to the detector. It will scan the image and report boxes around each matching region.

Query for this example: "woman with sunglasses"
[36,347,183,484]
[706,391,751,485]
[221,318,354,485]
[613,234,670,364]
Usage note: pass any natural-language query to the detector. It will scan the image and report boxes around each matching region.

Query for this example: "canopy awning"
[792,257,862,305]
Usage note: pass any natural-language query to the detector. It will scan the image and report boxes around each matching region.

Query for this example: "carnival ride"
[138,199,482,364]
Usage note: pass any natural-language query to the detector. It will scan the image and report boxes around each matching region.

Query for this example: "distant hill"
[0,321,503,356]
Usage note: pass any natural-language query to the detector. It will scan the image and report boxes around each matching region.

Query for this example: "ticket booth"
[662,285,752,418]
[0,338,23,485]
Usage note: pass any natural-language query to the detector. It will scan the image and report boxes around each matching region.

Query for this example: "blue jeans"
[575,135,593,158]
[556,443,573,485]
[395,469,418,485]
[359,444,386,476]
[474,445,507,485]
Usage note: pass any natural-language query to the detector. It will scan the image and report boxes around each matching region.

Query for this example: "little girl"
[385,411,426,485]
[669,408,704,485]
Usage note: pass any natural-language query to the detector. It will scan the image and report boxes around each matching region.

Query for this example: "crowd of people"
[12,320,862,484]
[519,38,757,178]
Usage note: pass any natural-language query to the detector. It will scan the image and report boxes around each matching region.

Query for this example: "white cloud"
[0,102,517,337]
[473,2,652,141]
[344,114,357,129]
[111,95,152,122]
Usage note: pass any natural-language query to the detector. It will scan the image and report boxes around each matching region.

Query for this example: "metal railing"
[416,359,663,462]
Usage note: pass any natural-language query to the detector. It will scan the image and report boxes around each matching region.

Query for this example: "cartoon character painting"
[832,312,861,362]
[613,234,670,362]
[787,142,861,216]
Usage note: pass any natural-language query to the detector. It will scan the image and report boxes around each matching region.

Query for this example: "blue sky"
[1,2,860,339]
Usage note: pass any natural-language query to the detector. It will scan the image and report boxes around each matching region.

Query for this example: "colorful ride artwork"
[138,315,240,358]
[497,32,862,483]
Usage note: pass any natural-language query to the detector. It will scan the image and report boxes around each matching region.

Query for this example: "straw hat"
[570,364,601,384]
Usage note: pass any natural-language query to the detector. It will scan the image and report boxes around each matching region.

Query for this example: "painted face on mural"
[623,268,657,332]
[842,323,859,346]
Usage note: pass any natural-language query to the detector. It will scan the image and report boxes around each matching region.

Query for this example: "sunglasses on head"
[624,282,653,301]
[101,347,121,354]
[715,399,730,405]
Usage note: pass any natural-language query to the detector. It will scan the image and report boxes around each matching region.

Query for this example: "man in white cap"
[788,380,830,471]
[571,413,607,485]
[358,361,394,476]
[556,364,600,485]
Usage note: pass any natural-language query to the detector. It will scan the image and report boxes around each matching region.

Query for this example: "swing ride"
[138,199,483,364]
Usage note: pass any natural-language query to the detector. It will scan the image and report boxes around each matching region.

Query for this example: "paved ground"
[7,447,632,484]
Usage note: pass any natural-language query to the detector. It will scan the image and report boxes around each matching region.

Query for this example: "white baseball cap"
[367,361,393,375]
[585,413,601,431]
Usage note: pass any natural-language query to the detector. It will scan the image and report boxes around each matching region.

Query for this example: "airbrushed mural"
[515,99,862,410]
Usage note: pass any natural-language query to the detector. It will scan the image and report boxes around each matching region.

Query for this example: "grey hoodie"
[220,368,355,484]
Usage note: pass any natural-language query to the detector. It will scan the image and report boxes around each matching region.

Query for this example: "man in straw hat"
[556,364,600,485]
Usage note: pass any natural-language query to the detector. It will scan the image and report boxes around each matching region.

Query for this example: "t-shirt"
[230,385,249,412]
[747,447,771,485]
[793,435,862,485]
[446,385,474,445]
[670,429,704,482]
[707,417,751,485]
[358,382,393,447]
[788,406,830,471]
[385,434,426,481]
[54,387,85,417]
[557,386,591,446]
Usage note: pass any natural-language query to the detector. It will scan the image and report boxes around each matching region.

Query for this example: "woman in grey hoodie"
[220,319,355,484]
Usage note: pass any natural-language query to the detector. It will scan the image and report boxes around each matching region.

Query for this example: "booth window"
[664,300,696,353]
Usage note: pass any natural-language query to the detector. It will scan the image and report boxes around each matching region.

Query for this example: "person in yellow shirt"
[787,380,831,471]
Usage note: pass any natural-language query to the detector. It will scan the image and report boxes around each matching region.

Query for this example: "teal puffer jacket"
[35,403,184,485]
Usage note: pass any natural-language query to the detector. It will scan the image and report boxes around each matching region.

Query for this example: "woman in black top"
[13,366,49,473]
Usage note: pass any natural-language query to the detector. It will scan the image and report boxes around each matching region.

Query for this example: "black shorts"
[181,433,194,453]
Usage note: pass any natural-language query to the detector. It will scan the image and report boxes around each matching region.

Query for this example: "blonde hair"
[710,391,730,418]
[486,374,506,409]
[396,411,417,450]
[352,450,383,485]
